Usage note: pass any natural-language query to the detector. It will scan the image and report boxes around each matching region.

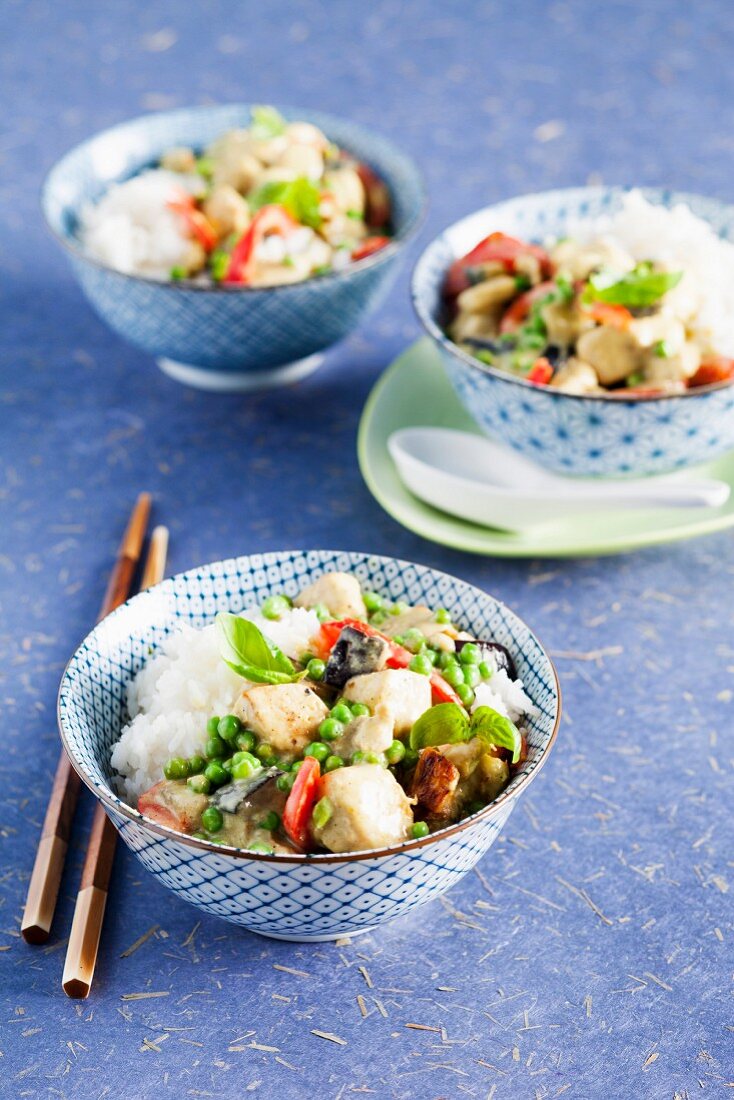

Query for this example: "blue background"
[1,1,733,1096]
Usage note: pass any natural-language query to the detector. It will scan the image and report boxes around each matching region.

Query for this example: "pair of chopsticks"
[21,493,169,999]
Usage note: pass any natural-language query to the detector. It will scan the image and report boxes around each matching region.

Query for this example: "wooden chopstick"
[21,493,152,945]
[62,525,169,999]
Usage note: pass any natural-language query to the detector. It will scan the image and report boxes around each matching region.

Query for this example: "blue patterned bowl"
[57,550,560,942]
[42,104,424,391]
[412,186,734,477]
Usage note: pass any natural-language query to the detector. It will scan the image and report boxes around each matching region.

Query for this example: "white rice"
[80,169,203,279]
[562,189,734,355]
[471,668,538,726]
[111,606,321,802]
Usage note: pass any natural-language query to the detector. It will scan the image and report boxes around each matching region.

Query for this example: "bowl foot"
[248,925,377,943]
[157,352,324,392]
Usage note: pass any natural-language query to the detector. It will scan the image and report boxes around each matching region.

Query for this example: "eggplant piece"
[211,767,282,814]
[411,748,461,821]
[455,638,516,680]
[323,626,389,689]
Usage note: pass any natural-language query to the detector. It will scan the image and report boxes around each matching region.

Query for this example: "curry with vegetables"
[136,571,535,855]
[444,229,734,395]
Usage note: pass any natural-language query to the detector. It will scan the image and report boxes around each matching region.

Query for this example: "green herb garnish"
[583,264,683,308]
[249,176,322,229]
[409,702,522,763]
[170,266,186,280]
[251,104,287,141]
[217,612,305,685]
[653,339,671,358]
[346,209,363,221]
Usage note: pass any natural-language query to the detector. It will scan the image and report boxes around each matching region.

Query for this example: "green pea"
[304,741,330,763]
[258,811,280,831]
[319,717,344,742]
[390,601,409,616]
[231,754,261,780]
[434,608,451,624]
[262,594,292,621]
[187,773,210,795]
[353,751,385,766]
[256,742,275,763]
[456,682,475,707]
[478,661,493,681]
[393,634,406,646]
[306,658,326,681]
[164,757,189,780]
[363,591,383,612]
[330,703,352,725]
[207,716,221,736]
[312,796,333,830]
[188,755,206,775]
[205,735,226,759]
[204,761,230,787]
[276,772,295,793]
[402,747,419,769]
[443,662,465,688]
[437,650,455,670]
[248,841,274,855]
[370,609,388,626]
[463,664,481,688]
[459,643,481,665]
[403,628,426,653]
[411,821,430,839]
[324,754,344,772]
[290,759,305,773]
[218,714,241,743]
[235,730,256,753]
[422,647,438,666]
[409,652,433,676]
[314,603,331,623]
[385,739,406,765]
[202,806,223,833]
[350,702,370,717]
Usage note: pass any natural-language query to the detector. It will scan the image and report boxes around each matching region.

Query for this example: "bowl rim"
[411,183,734,403]
[56,549,562,865]
[40,102,427,294]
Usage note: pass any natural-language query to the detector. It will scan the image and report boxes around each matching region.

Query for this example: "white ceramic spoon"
[388,428,731,532]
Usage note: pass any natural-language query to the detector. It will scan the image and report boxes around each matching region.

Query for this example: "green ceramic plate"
[358,338,734,557]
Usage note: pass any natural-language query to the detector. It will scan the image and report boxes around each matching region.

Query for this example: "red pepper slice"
[585,301,633,330]
[167,191,217,252]
[688,356,734,388]
[312,619,462,706]
[526,357,554,386]
[224,204,300,285]
[282,757,321,850]
[445,232,554,298]
[499,280,556,333]
[352,236,391,262]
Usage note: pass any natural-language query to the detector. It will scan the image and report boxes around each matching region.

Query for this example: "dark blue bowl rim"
[411,184,734,403]
[56,549,562,865]
[41,103,427,294]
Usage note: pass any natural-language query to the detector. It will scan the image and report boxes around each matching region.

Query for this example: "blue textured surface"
[1,1,733,1096]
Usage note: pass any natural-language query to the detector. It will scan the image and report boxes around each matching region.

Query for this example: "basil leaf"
[249,177,322,229]
[222,662,303,686]
[251,105,287,141]
[217,612,295,680]
[584,266,682,309]
[470,706,522,763]
[409,703,470,750]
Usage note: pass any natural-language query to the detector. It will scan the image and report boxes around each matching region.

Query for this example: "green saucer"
[357,338,734,557]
